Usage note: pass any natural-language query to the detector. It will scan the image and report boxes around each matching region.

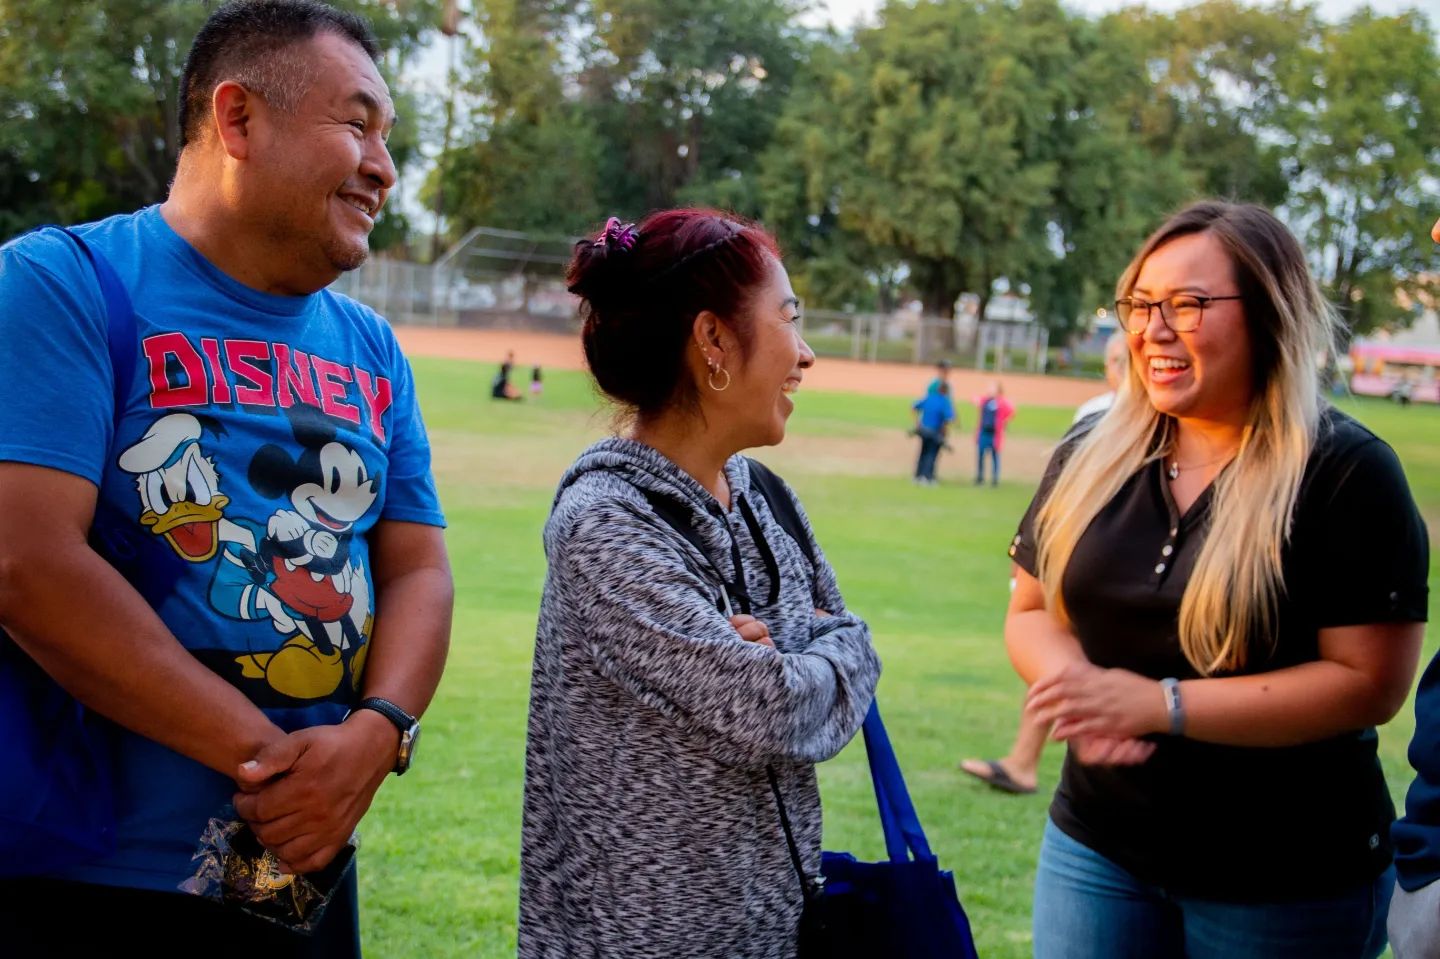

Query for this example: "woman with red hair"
[518,210,881,958]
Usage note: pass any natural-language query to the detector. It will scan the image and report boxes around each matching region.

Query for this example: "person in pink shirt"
[975,381,1015,485]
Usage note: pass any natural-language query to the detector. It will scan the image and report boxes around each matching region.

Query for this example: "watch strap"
[1160,677,1185,736]
[352,697,416,732]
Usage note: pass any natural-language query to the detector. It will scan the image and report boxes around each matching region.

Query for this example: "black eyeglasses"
[1114,294,1243,334]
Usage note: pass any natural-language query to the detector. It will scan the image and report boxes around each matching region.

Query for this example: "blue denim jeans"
[915,431,943,480]
[1033,818,1392,959]
[975,435,999,484]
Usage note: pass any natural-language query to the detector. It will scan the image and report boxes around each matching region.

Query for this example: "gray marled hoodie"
[519,438,881,959]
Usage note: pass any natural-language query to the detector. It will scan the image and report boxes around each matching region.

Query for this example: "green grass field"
[359,360,1440,957]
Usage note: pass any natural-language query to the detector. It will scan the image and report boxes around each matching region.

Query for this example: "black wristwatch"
[349,697,420,775]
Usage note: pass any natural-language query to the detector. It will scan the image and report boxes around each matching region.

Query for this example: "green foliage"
[583,0,810,214]
[430,103,604,235]
[756,0,1439,338]
[1275,8,1440,336]
[0,1,206,235]
[6,0,1436,337]
[755,0,1209,330]
[418,0,603,237]
[431,0,811,239]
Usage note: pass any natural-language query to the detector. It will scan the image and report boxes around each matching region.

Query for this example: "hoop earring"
[707,366,731,392]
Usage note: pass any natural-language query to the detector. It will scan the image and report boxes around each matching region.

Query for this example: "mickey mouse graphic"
[213,407,379,702]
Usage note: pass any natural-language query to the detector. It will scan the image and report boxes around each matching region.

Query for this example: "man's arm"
[356,519,453,716]
[233,520,453,874]
[0,462,285,774]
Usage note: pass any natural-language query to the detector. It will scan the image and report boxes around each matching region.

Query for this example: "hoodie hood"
[555,437,751,519]
[552,437,794,612]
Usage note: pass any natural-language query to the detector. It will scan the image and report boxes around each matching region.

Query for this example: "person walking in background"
[519,210,881,959]
[1007,201,1426,959]
[974,381,1014,485]
[912,380,956,485]
[0,2,453,953]
[529,364,544,398]
[929,356,953,394]
[960,335,1130,795]
[1385,210,1440,959]
[1072,331,1129,424]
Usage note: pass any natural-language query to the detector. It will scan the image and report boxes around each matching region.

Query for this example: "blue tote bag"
[774,702,981,958]
[0,228,134,876]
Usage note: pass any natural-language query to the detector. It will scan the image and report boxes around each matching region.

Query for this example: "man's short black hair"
[178,0,380,150]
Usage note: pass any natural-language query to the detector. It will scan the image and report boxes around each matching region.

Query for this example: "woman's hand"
[1068,734,1156,767]
[1026,661,1168,742]
[728,614,775,648]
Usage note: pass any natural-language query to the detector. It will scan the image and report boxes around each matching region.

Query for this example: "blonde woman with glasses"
[1006,201,1429,958]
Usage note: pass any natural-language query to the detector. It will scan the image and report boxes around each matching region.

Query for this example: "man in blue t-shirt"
[0,2,453,954]
[911,381,956,484]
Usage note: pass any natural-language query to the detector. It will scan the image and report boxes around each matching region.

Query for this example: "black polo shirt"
[1010,407,1429,901]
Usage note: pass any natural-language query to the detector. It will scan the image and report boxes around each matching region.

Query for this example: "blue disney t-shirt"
[0,206,445,892]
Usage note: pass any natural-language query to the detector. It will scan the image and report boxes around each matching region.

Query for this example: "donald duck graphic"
[117,413,233,562]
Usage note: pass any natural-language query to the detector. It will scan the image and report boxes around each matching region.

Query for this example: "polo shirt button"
[1369,834,1381,850]
[1390,591,1399,607]
[1161,545,1173,557]
[1008,546,1017,557]
[1170,527,1178,536]
[1155,563,1167,574]
[1013,535,1022,545]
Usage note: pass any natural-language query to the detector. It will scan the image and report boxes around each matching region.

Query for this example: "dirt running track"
[395,326,1107,405]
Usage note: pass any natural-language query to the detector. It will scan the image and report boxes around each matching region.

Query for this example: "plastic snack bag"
[179,809,357,934]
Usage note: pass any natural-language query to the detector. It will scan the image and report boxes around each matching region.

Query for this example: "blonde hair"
[1035,202,1339,675]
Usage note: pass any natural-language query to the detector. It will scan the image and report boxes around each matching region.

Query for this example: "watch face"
[397,722,420,772]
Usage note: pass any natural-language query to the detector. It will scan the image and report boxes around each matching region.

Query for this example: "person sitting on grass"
[491,349,522,400]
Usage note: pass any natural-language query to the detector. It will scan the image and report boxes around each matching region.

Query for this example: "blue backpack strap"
[53,227,135,421]
[862,700,935,862]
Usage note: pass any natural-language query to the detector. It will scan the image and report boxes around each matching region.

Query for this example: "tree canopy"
[3,0,1436,337]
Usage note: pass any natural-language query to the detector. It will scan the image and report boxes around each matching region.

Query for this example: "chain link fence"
[335,230,1060,374]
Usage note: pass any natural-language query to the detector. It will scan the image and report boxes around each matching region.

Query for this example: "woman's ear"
[693,310,732,368]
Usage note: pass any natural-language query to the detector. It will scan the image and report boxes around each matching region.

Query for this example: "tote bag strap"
[862,701,934,863]
[54,227,136,417]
